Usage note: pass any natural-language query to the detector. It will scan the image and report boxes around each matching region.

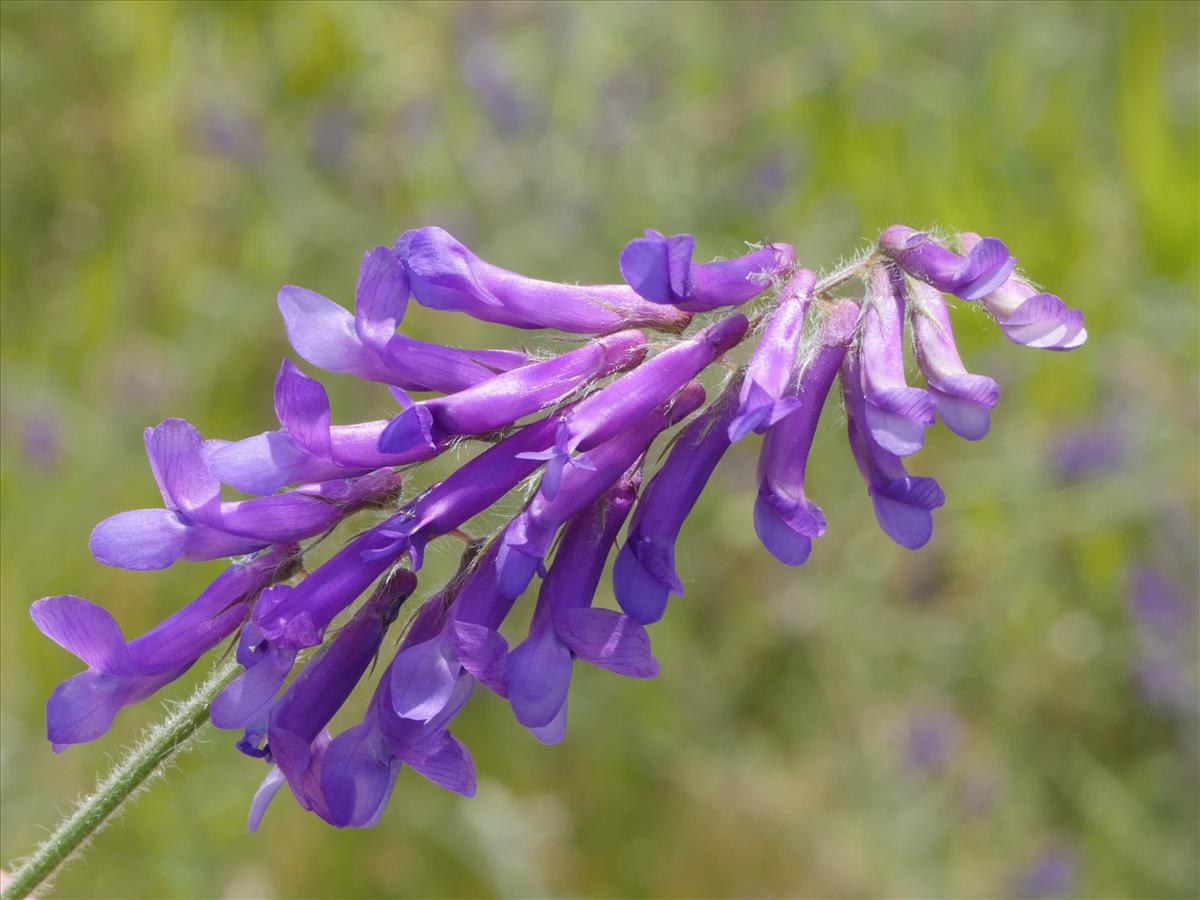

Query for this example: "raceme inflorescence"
[32,225,1085,830]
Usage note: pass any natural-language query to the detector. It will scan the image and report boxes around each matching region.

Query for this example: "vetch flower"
[613,378,742,623]
[843,343,945,549]
[240,572,417,826]
[89,418,401,570]
[880,225,1015,301]
[398,226,692,334]
[32,544,298,749]
[27,220,1087,838]
[619,229,795,311]
[753,300,860,567]
[526,315,747,499]
[254,407,570,649]
[378,330,647,454]
[907,278,1001,441]
[728,268,815,441]
[496,382,708,599]
[859,264,935,457]
[205,360,439,495]
[280,244,527,393]
[317,585,480,829]
[957,232,1087,350]
[508,471,656,742]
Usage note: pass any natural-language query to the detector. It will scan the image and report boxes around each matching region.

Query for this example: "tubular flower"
[508,471,654,743]
[91,417,402,571]
[33,221,1084,830]
[907,278,1000,440]
[496,382,707,599]
[956,232,1087,350]
[397,226,691,334]
[526,315,746,499]
[879,224,1015,301]
[204,360,442,495]
[379,330,647,454]
[843,344,945,550]
[753,300,860,567]
[618,229,796,311]
[859,264,935,457]
[33,544,298,749]
[728,268,816,441]
[279,244,527,393]
[613,377,742,624]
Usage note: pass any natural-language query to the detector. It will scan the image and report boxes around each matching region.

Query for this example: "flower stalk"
[1,658,239,900]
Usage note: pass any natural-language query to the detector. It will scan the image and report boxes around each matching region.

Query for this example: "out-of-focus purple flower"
[753,300,860,567]
[21,409,64,470]
[1051,424,1125,481]
[904,707,961,775]
[397,226,692,334]
[204,361,440,496]
[379,330,647,455]
[254,408,569,650]
[240,572,417,825]
[843,344,945,549]
[280,245,527,393]
[859,264,935,457]
[508,472,655,742]
[497,383,707,600]
[1129,567,1191,641]
[199,107,263,167]
[31,544,298,750]
[528,315,747,498]
[880,225,1015,301]
[1013,844,1079,899]
[728,269,815,442]
[612,379,741,624]
[88,418,401,571]
[907,278,1000,441]
[957,232,1086,351]
[310,104,355,170]
[618,230,796,312]
[459,34,532,135]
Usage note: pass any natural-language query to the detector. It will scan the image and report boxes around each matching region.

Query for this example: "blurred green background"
[2,2,1197,898]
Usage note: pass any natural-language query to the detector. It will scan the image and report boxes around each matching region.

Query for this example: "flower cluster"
[33,224,1085,829]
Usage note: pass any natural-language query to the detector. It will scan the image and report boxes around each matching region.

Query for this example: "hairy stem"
[1,658,240,900]
[815,251,880,295]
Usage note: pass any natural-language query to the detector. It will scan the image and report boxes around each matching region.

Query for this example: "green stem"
[2,658,240,900]
[815,251,880,295]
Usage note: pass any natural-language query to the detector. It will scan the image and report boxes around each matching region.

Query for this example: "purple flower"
[904,707,961,775]
[239,572,417,826]
[753,300,860,567]
[957,232,1087,351]
[205,361,439,495]
[907,278,1001,441]
[397,226,692,334]
[843,344,945,549]
[727,269,815,442]
[89,418,402,571]
[509,471,656,742]
[879,224,1015,301]
[618,230,796,311]
[528,315,748,499]
[379,330,648,455]
[254,408,569,649]
[280,245,527,393]
[496,383,708,600]
[1013,844,1079,899]
[32,544,297,750]
[317,586,480,829]
[612,378,742,624]
[859,264,935,457]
